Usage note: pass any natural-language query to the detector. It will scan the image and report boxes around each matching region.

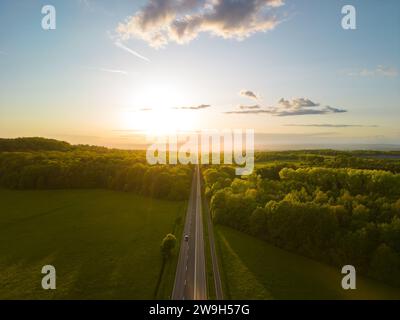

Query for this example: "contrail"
[115,41,150,62]
[98,68,128,75]
[83,67,128,75]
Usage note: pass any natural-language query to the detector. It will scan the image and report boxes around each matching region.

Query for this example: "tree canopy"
[203,156,400,287]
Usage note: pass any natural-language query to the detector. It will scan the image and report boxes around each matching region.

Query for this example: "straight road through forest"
[172,165,207,300]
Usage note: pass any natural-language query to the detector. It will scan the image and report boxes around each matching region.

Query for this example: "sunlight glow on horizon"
[121,108,199,136]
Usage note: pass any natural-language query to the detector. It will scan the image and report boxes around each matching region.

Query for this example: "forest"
[0,138,192,201]
[2,138,400,287]
[204,152,400,287]
[255,150,400,173]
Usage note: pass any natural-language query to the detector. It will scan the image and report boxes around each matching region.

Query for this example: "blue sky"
[0,0,399,148]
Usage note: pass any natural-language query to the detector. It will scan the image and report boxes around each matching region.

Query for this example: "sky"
[0,0,399,149]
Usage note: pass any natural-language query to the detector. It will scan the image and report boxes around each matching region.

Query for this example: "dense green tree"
[369,244,400,287]
[161,234,177,259]
[203,157,400,288]
[0,140,191,201]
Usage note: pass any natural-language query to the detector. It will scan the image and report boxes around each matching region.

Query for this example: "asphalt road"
[203,188,224,300]
[172,165,207,300]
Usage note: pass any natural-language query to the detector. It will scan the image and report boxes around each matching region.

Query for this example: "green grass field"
[0,189,186,300]
[216,226,400,300]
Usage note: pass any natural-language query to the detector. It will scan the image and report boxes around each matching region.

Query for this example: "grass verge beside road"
[216,225,400,300]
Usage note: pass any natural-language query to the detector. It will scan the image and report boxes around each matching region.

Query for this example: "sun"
[121,82,199,136]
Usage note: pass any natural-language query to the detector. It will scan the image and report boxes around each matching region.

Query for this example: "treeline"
[204,164,400,287]
[0,137,72,152]
[255,150,400,173]
[255,149,400,161]
[0,138,192,201]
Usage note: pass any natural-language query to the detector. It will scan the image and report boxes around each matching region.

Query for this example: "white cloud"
[240,90,259,100]
[78,0,92,9]
[117,0,285,48]
[277,98,319,109]
[347,65,398,78]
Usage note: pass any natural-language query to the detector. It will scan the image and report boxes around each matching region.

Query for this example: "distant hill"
[255,143,400,152]
[0,137,72,152]
[2,137,400,154]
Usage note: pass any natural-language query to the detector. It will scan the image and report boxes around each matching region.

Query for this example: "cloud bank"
[117,0,285,48]
[240,104,261,110]
[175,104,211,110]
[285,124,378,128]
[226,97,347,116]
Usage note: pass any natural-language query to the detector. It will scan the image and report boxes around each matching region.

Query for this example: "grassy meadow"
[0,189,186,300]
[216,226,400,300]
